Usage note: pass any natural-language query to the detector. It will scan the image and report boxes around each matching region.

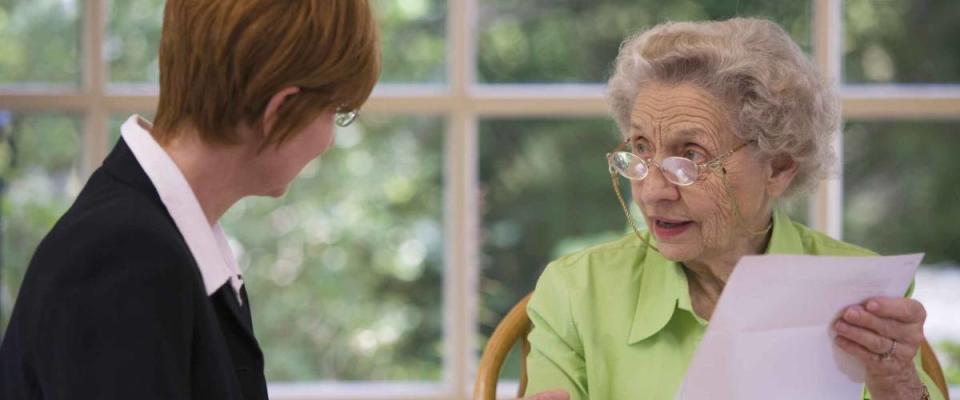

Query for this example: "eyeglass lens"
[335,110,358,127]
[609,152,699,186]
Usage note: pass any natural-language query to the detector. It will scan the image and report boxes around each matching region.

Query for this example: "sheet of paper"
[677,254,923,400]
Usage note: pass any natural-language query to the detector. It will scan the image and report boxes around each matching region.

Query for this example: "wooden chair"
[474,293,951,400]
[921,340,952,400]
[475,293,534,400]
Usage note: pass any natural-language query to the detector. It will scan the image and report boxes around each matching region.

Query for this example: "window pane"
[478,118,625,378]
[374,0,447,83]
[223,115,445,381]
[843,120,960,387]
[0,0,80,84]
[843,121,960,265]
[477,0,811,83]
[106,0,164,83]
[107,0,447,83]
[0,112,84,331]
[844,0,960,84]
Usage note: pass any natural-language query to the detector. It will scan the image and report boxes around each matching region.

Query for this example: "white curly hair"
[607,18,839,197]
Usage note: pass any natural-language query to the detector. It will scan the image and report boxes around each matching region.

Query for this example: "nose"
[634,164,680,206]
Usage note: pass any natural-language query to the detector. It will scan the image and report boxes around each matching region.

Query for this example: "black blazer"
[0,139,268,400]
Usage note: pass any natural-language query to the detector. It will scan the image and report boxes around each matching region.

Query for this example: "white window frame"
[1,0,958,399]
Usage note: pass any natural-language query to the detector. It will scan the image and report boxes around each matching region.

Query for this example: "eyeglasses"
[294,86,360,128]
[606,139,753,186]
[605,138,763,251]
[335,109,359,127]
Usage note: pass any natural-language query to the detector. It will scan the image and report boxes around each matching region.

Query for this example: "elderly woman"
[524,18,942,400]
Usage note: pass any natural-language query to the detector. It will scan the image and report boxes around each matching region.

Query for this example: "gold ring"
[879,338,897,360]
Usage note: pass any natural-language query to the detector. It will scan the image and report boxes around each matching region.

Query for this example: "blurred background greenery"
[1,0,958,393]
[477,0,811,83]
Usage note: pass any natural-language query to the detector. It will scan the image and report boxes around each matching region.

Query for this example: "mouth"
[650,217,693,239]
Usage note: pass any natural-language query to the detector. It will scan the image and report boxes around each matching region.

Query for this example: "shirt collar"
[626,241,689,344]
[626,208,798,344]
[120,115,244,302]
[765,207,806,255]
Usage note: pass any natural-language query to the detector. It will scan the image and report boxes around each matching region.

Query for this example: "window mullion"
[811,0,844,239]
[446,0,479,399]
[81,0,109,176]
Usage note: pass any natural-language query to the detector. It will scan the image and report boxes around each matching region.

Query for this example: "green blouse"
[525,209,944,399]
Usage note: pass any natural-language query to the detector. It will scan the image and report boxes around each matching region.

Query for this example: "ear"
[765,154,798,198]
[261,86,301,137]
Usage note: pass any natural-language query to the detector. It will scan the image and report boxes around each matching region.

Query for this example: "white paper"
[677,254,923,400]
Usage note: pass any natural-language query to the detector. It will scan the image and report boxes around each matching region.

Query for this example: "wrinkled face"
[628,83,771,263]
[251,111,336,197]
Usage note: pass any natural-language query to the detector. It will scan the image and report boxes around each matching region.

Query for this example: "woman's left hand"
[833,297,928,399]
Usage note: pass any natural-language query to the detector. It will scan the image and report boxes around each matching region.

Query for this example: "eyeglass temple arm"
[704,140,755,170]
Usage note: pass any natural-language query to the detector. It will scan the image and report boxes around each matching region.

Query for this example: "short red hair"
[154,0,380,147]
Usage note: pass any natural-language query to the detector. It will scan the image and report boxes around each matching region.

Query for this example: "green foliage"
[107,0,164,83]
[222,116,446,380]
[477,0,811,83]
[477,118,625,356]
[0,0,80,83]
[373,0,447,82]
[844,122,960,266]
[845,0,960,83]
[941,340,960,387]
[0,114,82,331]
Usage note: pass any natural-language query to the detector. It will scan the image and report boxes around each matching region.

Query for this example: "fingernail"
[845,308,859,320]
[835,321,847,332]
[867,301,879,311]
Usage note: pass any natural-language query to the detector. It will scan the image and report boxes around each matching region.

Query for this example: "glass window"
[0,112,84,330]
[106,0,447,83]
[843,120,960,386]
[374,0,447,83]
[478,118,625,378]
[843,121,960,265]
[106,0,164,83]
[0,0,81,84]
[223,115,446,381]
[477,0,812,83]
[843,0,960,84]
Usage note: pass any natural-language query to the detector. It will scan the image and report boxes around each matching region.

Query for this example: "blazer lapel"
[212,285,263,360]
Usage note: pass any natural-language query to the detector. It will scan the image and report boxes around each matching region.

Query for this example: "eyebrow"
[629,124,708,141]
[668,128,708,142]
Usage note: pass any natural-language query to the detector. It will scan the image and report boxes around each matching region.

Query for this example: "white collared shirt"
[120,115,244,304]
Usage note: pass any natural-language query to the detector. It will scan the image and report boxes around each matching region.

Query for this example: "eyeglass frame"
[293,86,359,128]
[335,108,359,127]
[604,137,767,251]
[606,138,755,186]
